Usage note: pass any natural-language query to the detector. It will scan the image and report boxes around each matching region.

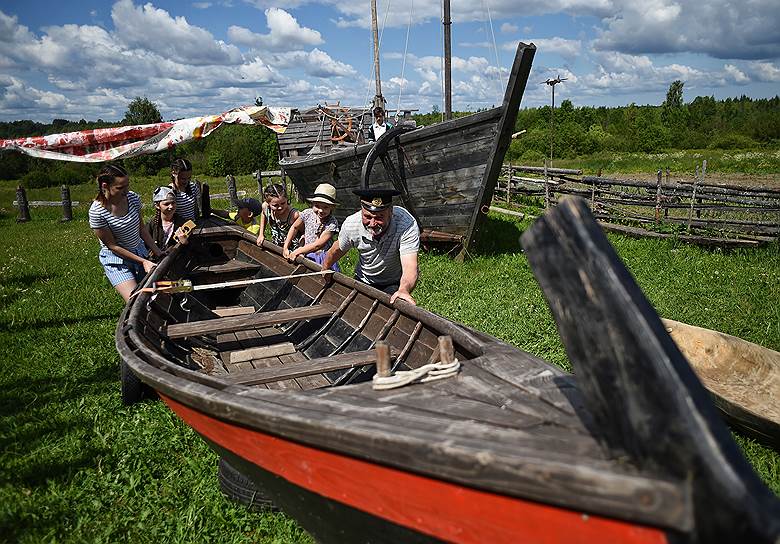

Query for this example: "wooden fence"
[494,162,780,246]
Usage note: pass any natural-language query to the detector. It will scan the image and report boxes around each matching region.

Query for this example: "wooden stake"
[61,185,73,222]
[654,169,662,224]
[438,335,455,364]
[687,165,700,233]
[375,341,391,377]
[506,163,512,204]
[201,182,211,218]
[226,175,238,207]
[16,186,30,223]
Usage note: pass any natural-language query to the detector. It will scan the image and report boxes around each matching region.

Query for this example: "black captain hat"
[353,187,400,212]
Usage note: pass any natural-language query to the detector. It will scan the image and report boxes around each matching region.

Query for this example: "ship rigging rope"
[484,0,504,99]
[372,359,461,390]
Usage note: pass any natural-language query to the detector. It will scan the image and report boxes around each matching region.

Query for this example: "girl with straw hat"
[283,183,341,271]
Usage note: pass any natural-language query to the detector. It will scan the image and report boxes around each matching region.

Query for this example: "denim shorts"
[98,242,149,286]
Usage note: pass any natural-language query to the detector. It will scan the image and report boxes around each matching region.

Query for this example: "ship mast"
[443,0,452,120]
[370,0,384,110]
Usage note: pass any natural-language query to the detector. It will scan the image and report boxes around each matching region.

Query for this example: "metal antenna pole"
[543,75,567,167]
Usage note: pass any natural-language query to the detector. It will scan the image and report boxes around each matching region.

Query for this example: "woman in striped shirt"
[168,158,200,221]
[89,164,163,301]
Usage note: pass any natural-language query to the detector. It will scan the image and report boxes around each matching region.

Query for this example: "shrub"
[708,133,759,150]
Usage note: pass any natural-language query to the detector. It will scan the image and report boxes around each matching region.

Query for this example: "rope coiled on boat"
[371,360,461,390]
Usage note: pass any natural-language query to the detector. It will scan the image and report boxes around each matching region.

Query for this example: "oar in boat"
[132,270,335,297]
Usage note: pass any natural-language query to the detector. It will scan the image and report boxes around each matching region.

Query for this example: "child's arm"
[290,230,334,259]
[282,216,304,259]
[256,202,268,245]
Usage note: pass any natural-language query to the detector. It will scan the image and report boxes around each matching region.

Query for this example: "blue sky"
[1,0,778,122]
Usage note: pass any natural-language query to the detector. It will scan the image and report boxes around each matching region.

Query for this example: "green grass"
[528,148,780,177]
[1,175,779,542]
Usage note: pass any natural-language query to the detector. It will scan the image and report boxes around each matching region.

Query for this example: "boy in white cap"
[283,183,341,271]
[322,187,419,304]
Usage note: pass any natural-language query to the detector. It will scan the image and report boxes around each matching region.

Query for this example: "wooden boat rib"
[277,42,536,256]
[663,318,780,449]
[117,203,780,543]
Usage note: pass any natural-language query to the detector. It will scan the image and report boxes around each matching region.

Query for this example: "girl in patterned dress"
[168,158,200,221]
[283,183,340,271]
[256,183,300,249]
[89,163,163,301]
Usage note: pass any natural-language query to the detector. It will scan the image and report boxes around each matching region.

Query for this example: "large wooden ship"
[276,42,535,255]
[116,199,779,543]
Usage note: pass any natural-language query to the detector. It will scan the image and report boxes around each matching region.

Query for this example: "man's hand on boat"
[390,289,416,305]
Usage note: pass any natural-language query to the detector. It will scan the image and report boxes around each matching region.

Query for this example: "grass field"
[1,174,779,542]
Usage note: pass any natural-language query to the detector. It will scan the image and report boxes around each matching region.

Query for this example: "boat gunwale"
[278,106,502,169]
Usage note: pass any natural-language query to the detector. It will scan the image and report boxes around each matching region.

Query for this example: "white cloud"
[111,0,242,65]
[746,61,780,82]
[273,48,356,78]
[505,37,582,60]
[228,8,322,51]
[0,75,69,111]
[500,22,518,33]
[723,64,749,84]
[594,0,780,60]
[193,2,212,8]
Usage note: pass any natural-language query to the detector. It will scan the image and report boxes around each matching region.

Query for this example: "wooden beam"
[225,348,396,386]
[224,342,296,364]
[214,306,256,317]
[165,304,334,339]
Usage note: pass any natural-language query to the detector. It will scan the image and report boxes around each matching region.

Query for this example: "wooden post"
[438,335,455,364]
[375,341,391,377]
[16,186,30,223]
[61,185,73,222]
[590,177,597,210]
[256,171,264,197]
[664,167,670,219]
[226,175,238,207]
[506,163,512,204]
[696,160,706,219]
[687,164,700,233]
[544,159,550,210]
[654,169,662,224]
[201,182,211,218]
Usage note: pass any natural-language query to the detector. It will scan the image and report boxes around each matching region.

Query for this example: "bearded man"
[321,188,419,305]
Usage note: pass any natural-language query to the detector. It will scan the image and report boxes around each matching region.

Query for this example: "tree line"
[506,82,780,163]
[2,84,779,187]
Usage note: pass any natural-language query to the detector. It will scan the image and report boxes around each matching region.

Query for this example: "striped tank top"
[171,181,200,221]
[89,191,143,250]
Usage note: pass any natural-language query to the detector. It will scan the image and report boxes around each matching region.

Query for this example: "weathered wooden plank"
[225,348,396,386]
[223,342,296,363]
[165,305,335,339]
[214,306,256,317]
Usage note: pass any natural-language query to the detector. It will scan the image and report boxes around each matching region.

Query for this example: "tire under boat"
[116,203,780,543]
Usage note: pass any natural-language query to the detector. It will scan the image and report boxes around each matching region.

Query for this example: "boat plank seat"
[165,304,334,339]
[226,348,396,386]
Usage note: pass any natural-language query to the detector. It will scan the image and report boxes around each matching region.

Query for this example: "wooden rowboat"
[116,201,780,543]
[276,42,535,256]
[663,318,780,449]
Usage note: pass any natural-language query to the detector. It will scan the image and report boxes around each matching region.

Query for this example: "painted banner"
[0,105,291,162]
